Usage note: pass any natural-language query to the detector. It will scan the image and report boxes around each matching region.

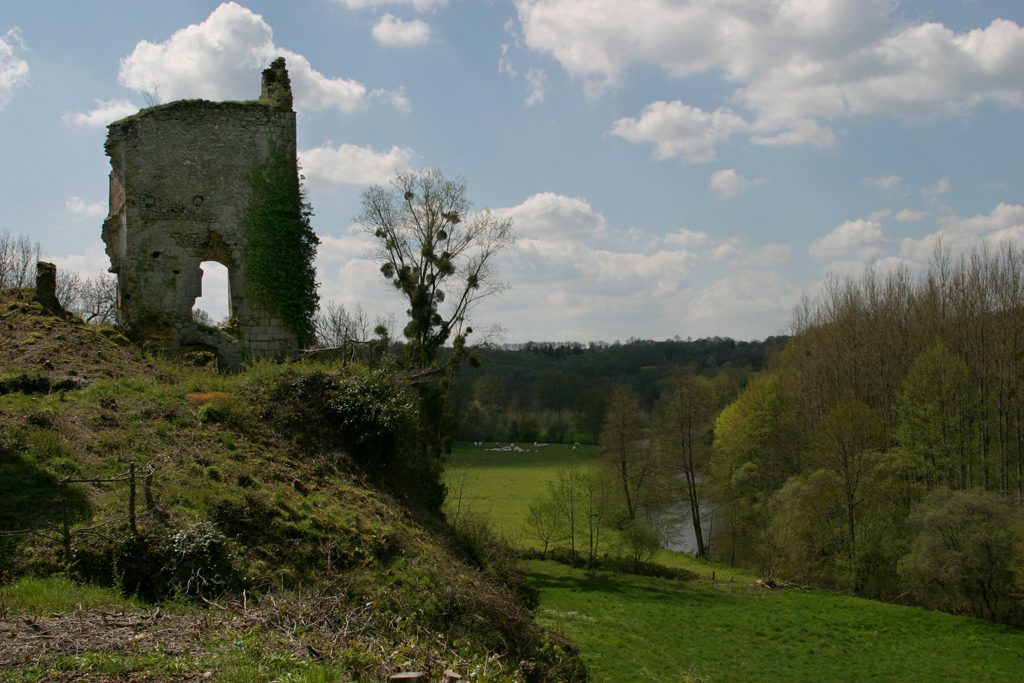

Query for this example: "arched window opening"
[192,261,230,328]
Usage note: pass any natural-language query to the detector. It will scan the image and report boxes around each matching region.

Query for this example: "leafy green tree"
[472,373,508,414]
[711,367,750,408]
[709,372,791,566]
[806,400,885,588]
[520,418,541,443]
[535,369,575,411]
[899,488,1022,623]
[574,387,607,443]
[895,340,978,490]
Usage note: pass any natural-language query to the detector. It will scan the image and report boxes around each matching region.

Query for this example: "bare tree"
[601,384,662,522]
[0,230,42,291]
[356,169,515,497]
[65,273,120,324]
[657,367,717,559]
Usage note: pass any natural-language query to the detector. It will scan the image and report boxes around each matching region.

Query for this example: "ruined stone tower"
[102,58,315,367]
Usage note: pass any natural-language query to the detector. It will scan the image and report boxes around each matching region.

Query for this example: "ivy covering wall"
[243,143,320,346]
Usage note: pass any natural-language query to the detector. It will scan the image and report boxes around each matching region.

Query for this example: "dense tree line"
[709,241,1024,624]
[449,336,780,444]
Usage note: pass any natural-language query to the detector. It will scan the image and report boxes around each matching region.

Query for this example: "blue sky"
[2,0,1024,343]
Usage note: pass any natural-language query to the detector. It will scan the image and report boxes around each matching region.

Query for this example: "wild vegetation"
[0,286,585,683]
[709,241,1024,624]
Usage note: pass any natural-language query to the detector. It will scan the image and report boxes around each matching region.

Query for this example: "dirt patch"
[0,289,156,391]
[184,391,229,406]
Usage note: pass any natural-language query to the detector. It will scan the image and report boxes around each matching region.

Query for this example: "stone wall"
[102,59,303,368]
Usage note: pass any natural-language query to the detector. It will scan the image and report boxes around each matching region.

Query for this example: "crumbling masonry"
[102,59,305,367]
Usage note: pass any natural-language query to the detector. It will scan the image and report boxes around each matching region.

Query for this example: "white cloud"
[195,261,230,320]
[337,0,446,9]
[492,192,607,241]
[663,229,709,248]
[865,175,904,190]
[688,270,801,326]
[708,237,744,261]
[370,86,411,111]
[922,177,952,197]
[525,67,546,106]
[372,14,431,47]
[508,238,696,296]
[732,243,790,268]
[895,208,928,222]
[62,99,139,127]
[499,44,517,78]
[943,202,1024,235]
[118,3,368,113]
[65,197,106,220]
[608,101,750,163]
[709,168,764,199]
[0,28,30,111]
[299,143,417,190]
[49,243,111,280]
[750,119,835,148]
[810,216,885,259]
[517,1,1024,149]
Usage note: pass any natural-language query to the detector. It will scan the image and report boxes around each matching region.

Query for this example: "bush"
[545,420,567,444]
[899,488,1022,624]
[447,511,538,610]
[520,419,541,443]
[74,519,243,601]
[259,368,450,512]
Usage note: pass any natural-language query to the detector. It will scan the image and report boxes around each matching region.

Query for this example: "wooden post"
[144,468,155,511]
[129,461,137,535]
[60,481,72,568]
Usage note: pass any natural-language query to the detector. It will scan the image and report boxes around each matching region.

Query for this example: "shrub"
[520,419,541,443]
[899,488,1022,624]
[75,519,242,601]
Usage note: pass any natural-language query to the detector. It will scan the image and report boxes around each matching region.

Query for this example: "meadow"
[446,442,1024,683]
[445,442,753,581]
[528,560,1024,683]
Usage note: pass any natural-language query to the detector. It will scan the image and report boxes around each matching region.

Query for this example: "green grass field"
[445,442,755,581]
[446,442,1024,683]
[527,560,1024,683]
[446,442,599,536]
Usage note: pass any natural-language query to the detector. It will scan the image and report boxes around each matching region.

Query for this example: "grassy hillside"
[527,561,1024,683]
[0,288,586,683]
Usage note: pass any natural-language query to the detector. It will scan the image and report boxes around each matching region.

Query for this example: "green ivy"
[243,142,320,346]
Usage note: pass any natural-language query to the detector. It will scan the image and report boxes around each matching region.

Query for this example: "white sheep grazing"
[572,445,577,451]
